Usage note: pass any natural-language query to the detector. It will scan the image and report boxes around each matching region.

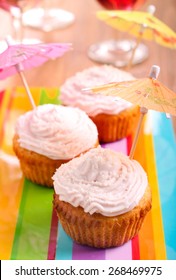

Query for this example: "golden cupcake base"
[53,185,152,248]
[13,135,99,187]
[13,135,69,187]
[90,106,140,143]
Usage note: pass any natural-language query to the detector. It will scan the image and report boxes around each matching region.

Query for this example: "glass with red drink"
[88,0,149,68]
[96,0,146,10]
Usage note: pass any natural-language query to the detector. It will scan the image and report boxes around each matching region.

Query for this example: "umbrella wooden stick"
[5,37,36,109]
[129,107,148,159]
[129,64,160,159]
[16,64,36,109]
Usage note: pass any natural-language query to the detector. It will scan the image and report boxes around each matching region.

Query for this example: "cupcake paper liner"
[90,106,140,143]
[53,185,152,248]
[13,135,68,187]
[13,135,99,187]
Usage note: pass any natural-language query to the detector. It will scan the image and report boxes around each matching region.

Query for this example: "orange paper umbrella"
[86,65,176,159]
[97,5,176,68]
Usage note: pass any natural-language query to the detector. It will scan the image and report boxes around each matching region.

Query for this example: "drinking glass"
[88,0,148,68]
[22,0,75,32]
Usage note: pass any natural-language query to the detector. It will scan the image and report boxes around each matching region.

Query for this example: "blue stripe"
[55,223,73,260]
[151,111,176,260]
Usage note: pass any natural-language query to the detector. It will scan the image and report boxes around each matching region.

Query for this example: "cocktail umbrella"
[97,5,176,68]
[86,65,176,159]
[0,39,72,108]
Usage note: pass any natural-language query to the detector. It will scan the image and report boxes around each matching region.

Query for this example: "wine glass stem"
[10,7,24,43]
[127,35,142,70]
[10,13,18,41]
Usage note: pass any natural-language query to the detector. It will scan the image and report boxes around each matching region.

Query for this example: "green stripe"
[11,88,60,259]
[39,88,61,105]
[11,179,53,259]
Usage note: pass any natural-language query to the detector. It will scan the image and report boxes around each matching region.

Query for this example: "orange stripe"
[0,88,22,259]
[134,115,166,260]
[1,88,41,156]
[0,88,41,259]
[133,117,156,260]
[144,132,167,260]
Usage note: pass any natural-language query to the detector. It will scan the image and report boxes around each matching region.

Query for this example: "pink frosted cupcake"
[60,65,139,143]
[53,147,152,248]
[13,104,99,187]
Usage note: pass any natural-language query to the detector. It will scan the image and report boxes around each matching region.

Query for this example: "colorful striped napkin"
[0,88,175,260]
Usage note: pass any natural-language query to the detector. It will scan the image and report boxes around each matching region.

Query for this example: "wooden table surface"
[0,0,176,130]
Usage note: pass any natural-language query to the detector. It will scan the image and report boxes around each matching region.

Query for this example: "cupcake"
[13,104,98,187]
[53,147,152,248]
[60,65,139,143]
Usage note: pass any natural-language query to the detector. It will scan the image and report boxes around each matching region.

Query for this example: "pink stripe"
[47,209,58,260]
[71,140,129,260]
[105,241,132,260]
[101,138,127,154]
[67,139,131,260]
[132,236,140,260]
[72,243,106,260]
[102,138,132,260]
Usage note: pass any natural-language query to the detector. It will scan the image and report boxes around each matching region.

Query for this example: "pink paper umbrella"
[0,41,72,108]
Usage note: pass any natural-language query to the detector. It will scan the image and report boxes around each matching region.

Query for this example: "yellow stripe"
[0,88,41,259]
[0,88,18,259]
[12,87,41,109]
[144,132,167,259]
[0,177,24,259]
[133,115,166,259]
[133,119,155,260]
[1,88,41,155]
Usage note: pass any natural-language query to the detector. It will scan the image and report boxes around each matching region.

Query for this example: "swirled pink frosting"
[15,104,98,160]
[60,65,135,116]
[53,147,148,216]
